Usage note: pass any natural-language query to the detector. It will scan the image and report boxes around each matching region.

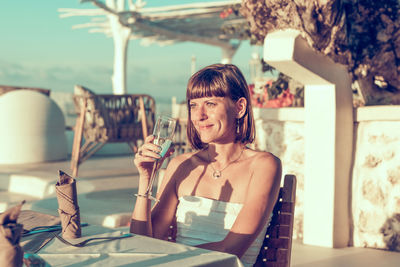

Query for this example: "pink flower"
[220,8,233,19]
[249,82,294,108]
[265,89,294,108]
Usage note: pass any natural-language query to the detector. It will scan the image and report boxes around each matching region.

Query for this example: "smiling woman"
[130,63,282,267]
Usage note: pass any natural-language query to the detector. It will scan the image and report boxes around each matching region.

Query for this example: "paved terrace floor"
[1,155,399,266]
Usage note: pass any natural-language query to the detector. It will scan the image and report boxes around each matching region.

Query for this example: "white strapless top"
[175,195,269,267]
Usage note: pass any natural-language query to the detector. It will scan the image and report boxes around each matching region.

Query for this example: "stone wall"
[255,106,400,251]
[352,107,400,251]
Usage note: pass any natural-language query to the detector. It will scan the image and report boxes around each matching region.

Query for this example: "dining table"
[19,211,244,267]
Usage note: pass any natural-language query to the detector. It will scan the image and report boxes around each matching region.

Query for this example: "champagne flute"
[145,115,177,201]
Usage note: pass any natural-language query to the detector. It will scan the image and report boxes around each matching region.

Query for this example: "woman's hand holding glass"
[134,135,174,178]
[134,116,177,200]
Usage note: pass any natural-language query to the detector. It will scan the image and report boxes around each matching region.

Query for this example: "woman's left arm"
[196,153,282,258]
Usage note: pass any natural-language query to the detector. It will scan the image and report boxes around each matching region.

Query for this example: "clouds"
[0,21,254,101]
[0,59,111,93]
[0,61,33,84]
[126,63,187,100]
[0,56,186,99]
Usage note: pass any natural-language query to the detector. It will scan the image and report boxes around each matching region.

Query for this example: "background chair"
[70,85,155,177]
[254,174,297,267]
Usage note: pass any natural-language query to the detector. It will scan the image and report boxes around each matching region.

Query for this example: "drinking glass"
[145,115,177,200]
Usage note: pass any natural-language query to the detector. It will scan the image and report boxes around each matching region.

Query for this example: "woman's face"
[189,96,237,144]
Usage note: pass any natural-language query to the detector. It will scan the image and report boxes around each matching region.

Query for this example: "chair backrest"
[254,174,297,267]
[73,92,155,142]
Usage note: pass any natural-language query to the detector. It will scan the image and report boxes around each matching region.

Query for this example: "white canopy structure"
[59,0,248,94]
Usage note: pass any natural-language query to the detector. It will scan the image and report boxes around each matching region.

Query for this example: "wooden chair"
[70,85,155,177]
[254,174,297,267]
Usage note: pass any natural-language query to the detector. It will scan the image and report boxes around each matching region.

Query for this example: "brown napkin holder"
[55,170,81,239]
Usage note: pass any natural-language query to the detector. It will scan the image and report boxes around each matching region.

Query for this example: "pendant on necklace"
[213,170,222,179]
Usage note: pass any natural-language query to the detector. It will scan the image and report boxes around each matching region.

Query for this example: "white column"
[221,45,239,64]
[108,13,131,95]
[107,0,132,95]
[263,29,353,248]
[191,55,196,75]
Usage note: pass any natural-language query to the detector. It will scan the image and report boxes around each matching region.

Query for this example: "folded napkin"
[19,210,61,254]
[55,170,81,239]
[0,201,25,267]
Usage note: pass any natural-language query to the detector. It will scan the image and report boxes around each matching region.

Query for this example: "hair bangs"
[186,70,228,100]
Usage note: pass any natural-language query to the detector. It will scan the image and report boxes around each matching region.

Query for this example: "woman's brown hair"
[186,64,255,150]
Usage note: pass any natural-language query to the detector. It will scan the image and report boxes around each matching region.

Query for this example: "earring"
[236,118,240,134]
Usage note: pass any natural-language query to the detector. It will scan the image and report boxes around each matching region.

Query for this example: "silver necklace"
[207,148,244,179]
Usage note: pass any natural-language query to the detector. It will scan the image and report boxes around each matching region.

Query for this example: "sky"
[0,0,262,106]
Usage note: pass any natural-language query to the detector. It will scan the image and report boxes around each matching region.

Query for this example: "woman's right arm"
[129,135,179,239]
[130,135,163,236]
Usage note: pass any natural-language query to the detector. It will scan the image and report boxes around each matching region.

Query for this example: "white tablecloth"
[35,225,244,267]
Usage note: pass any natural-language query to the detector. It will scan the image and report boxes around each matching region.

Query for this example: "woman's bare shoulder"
[244,150,282,199]
[246,149,281,168]
[243,149,282,185]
